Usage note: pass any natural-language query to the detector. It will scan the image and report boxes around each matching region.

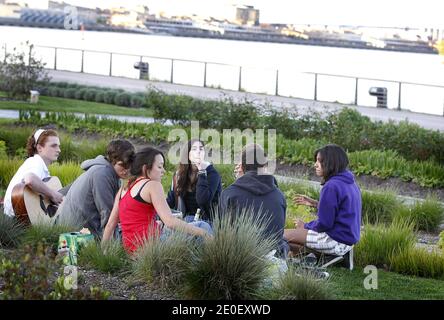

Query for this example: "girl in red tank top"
[119,177,160,252]
[102,147,211,254]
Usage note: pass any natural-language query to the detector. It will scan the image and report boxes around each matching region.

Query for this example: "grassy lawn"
[0,93,153,118]
[329,267,444,300]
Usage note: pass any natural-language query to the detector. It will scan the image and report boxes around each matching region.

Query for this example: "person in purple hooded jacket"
[284,144,361,257]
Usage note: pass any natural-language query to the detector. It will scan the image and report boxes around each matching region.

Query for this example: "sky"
[24,0,444,28]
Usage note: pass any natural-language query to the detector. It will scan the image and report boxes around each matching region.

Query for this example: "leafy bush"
[183,208,276,300]
[0,42,50,100]
[0,214,25,248]
[74,88,88,100]
[130,94,145,108]
[0,243,110,300]
[83,89,98,102]
[94,91,105,103]
[78,240,129,274]
[114,93,131,107]
[104,90,119,104]
[48,86,62,97]
[54,82,69,88]
[277,136,326,165]
[0,124,32,156]
[389,247,444,279]
[354,219,416,268]
[63,88,77,99]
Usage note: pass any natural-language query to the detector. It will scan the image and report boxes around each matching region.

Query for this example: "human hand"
[79,228,90,234]
[293,194,317,207]
[293,218,305,229]
[196,160,210,171]
[50,191,64,205]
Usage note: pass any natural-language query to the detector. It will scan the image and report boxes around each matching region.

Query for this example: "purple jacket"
[305,170,361,246]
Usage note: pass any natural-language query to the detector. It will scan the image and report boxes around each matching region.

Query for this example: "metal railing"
[2,43,444,116]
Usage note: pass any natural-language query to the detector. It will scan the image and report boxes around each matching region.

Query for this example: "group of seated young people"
[3,128,362,259]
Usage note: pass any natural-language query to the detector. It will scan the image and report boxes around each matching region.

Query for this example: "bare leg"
[284,228,309,256]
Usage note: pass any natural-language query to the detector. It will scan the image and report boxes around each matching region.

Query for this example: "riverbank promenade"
[48,70,444,132]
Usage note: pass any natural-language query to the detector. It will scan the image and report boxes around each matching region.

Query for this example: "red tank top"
[119,178,160,252]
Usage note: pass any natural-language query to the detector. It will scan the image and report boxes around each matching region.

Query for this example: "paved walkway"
[48,70,444,131]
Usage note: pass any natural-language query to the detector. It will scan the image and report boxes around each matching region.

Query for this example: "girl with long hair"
[166,139,222,223]
[102,147,212,252]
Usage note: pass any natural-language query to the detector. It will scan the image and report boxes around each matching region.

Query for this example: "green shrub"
[94,91,105,103]
[407,160,444,188]
[78,240,129,274]
[0,42,50,100]
[0,243,60,299]
[265,265,333,300]
[183,208,277,300]
[361,189,400,224]
[396,197,444,232]
[0,243,110,300]
[83,89,98,102]
[66,83,80,89]
[130,94,145,108]
[131,230,194,293]
[354,219,416,268]
[371,120,444,163]
[0,215,25,248]
[104,90,118,104]
[54,82,69,88]
[389,247,444,279]
[74,88,88,100]
[63,88,77,99]
[0,125,32,156]
[114,93,131,107]
[48,86,61,97]
[277,136,326,165]
[328,108,376,152]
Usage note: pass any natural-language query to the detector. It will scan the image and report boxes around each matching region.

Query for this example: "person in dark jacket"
[219,143,289,258]
[284,144,362,257]
[167,139,222,223]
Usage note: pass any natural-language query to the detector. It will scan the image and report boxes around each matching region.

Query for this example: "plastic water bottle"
[194,208,201,222]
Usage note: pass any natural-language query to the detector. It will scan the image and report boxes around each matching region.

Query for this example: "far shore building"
[0,2,21,18]
[235,5,259,26]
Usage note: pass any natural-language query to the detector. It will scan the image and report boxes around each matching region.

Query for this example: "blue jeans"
[159,220,213,241]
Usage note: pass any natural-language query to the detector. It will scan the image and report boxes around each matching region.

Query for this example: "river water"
[1,26,443,115]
